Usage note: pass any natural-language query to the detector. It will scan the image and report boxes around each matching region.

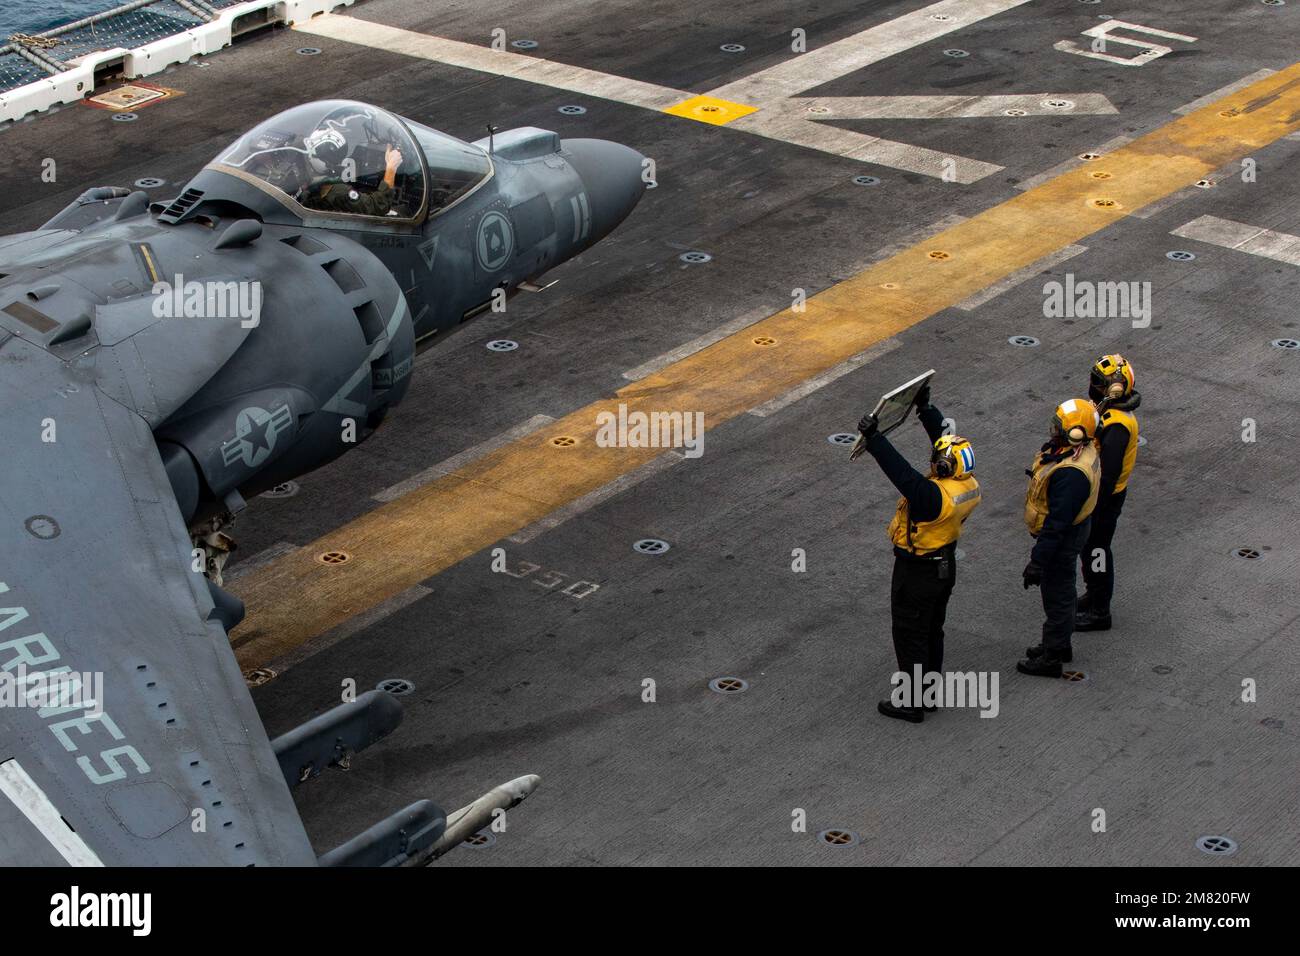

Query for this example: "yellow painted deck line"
[229,66,1300,670]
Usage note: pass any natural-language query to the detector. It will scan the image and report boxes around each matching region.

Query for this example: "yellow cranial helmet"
[932,434,975,478]
[1052,398,1100,445]
[1090,353,1135,402]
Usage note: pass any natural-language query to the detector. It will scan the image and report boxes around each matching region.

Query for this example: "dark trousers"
[890,548,956,680]
[1080,488,1127,614]
[1042,519,1090,655]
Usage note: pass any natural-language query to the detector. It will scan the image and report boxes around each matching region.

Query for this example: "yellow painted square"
[663,94,758,126]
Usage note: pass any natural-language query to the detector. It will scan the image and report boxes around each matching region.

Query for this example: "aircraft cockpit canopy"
[213,100,439,221]
[401,119,493,213]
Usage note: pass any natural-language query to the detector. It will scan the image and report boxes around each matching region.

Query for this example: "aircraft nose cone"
[561,139,646,243]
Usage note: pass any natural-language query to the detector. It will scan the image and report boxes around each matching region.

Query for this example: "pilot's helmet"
[305,125,348,174]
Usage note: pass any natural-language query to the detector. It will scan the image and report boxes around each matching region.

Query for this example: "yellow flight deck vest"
[1100,407,1139,492]
[888,476,981,556]
[1024,443,1101,536]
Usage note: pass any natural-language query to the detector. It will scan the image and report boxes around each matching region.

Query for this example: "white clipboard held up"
[849,369,936,461]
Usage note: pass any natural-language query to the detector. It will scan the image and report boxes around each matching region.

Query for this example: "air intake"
[281,234,329,256]
[323,258,365,295]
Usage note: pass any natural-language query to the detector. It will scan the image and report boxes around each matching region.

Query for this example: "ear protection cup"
[931,435,974,478]
[1092,354,1135,402]
[1054,398,1100,445]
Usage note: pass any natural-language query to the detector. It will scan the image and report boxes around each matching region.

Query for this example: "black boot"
[1075,607,1112,631]
[1025,643,1072,663]
[1017,654,1065,678]
[877,700,924,723]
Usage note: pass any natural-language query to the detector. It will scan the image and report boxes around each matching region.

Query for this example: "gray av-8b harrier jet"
[0,100,645,866]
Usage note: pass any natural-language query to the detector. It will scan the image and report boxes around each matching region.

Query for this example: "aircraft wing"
[0,329,317,866]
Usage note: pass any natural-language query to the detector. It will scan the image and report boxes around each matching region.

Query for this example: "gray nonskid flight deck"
[1,0,1297,866]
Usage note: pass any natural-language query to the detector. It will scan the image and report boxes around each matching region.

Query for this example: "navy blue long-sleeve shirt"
[865,404,948,523]
[917,404,946,445]
[1097,390,1140,499]
[1030,455,1092,565]
[1097,422,1129,499]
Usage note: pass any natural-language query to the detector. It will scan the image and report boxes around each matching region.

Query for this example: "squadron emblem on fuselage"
[475,210,514,272]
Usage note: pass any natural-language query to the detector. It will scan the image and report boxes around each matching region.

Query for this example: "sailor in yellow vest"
[1076,354,1140,631]
[1018,398,1101,678]
[857,384,981,722]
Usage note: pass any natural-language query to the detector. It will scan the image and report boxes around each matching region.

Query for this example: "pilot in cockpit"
[300,123,404,217]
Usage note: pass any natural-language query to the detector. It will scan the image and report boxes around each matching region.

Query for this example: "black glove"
[856,414,879,440]
[1022,560,1043,589]
[915,383,932,412]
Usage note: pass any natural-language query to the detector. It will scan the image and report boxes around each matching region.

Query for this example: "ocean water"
[1,1,124,40]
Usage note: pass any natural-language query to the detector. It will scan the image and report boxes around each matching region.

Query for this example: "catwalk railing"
[0,0,358,123]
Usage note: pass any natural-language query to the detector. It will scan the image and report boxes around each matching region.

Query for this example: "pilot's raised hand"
[382,145,404,190]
